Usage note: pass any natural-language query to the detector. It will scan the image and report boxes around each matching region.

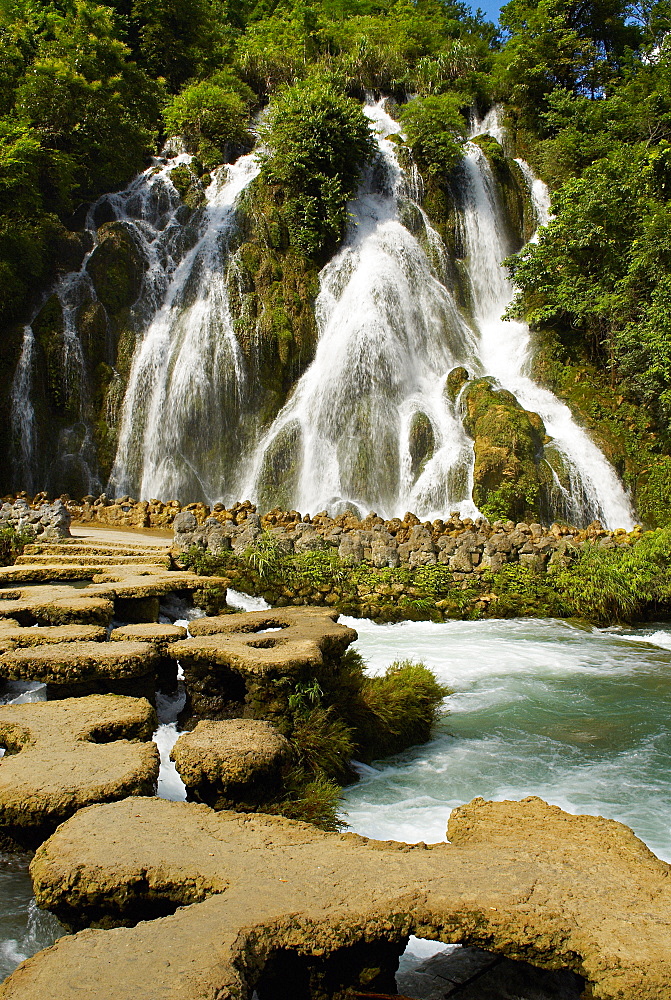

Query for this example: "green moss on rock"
[86,222,145,314]
[463,377,552,521]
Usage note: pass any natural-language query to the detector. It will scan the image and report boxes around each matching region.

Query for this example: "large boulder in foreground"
[0,695,159,847]
[17,795,671,1000]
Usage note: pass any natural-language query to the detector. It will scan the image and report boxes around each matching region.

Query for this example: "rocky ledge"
[171,719,293,810]
[169,607,358,724]
[0,695,159,847]
[10,795,670,999]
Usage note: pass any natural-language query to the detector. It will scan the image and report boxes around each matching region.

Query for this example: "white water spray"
[244,101,481,520]
[110,153,260,503]
[462,115,634,528]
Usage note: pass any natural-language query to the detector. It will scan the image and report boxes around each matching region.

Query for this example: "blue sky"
[471,0,503,24]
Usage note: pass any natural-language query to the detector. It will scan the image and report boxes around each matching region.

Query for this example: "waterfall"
[243,101,481,520]
[109,153,260,503]
[461,119,635,529]
[10,326,37,494]
[514,157,553,233]
[8,149,192,495]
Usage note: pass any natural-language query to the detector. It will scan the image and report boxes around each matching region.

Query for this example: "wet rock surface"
[0,640,159,699]
[0,695,158,847]
[170,607,357,724]
[16,795,671,999]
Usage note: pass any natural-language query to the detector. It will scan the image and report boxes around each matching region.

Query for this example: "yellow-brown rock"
[12,795,671,999]
[171,719,293,809]
[0,695,158,847]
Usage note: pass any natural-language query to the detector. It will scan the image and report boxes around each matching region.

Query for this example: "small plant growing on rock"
[0,526,33,567]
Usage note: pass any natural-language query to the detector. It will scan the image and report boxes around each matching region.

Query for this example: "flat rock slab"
[0,587,115,626]
[110,624,187,646]
[13,795,671,1000]
[171,719,293,809]
[0,571,228,626]
[0,695,158,847]
[0,623,106,654]
[173,607,357,676]
[0,640,159,686]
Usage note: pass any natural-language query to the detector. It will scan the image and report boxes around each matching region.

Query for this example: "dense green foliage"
[258,78,375,255]
[500,0,671,459]
[399,93,467,174]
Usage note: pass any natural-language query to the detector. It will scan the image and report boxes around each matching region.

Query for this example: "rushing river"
[1,612,670,990]
[341,616,671,862]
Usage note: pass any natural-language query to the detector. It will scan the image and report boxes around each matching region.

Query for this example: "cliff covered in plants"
[2,0,671,527]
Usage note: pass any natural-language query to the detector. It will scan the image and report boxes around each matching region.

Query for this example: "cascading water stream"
[243,101,481,520]
[9,149,193,495]
[461,117,635,529]
[10,327,37,494]
[109,153,260,503]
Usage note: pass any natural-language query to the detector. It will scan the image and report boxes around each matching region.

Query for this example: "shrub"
[550,530,671,623]
[162,79,251,163]
[0,526,32,566]
[399,93,467,176]
[348,659,450,762]
[259,77,375,257]
[273,771,345,832]
[290,705,355,785]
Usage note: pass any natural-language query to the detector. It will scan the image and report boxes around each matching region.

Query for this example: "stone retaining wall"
[0,498,71,539]
[171,503,642,579]
[0,493,644,601]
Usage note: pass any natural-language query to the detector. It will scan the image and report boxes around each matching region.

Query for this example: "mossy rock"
[408,412,434,479]
[471,135,526,250]
[169,164,206,211]
[256,422,302,511]
[86,222,146,315]
[445,366,470,402]
[463,377,551,521]
[32,294,81,417]
[78,297,109,370]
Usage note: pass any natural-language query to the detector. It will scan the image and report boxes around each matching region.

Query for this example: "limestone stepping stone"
[14,796,671,1000]
[0,569,227,627]
[24,544,170,557]
[0,640,159,699]
[170,607,357,723]
[0,623,106,654]
[171,719,293,809]
[0,695,158,847]
[0,587,114,626]
[110,623,187,646]
[14,554,171,567]
[110,623,187,692]
[0,565,102,585]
